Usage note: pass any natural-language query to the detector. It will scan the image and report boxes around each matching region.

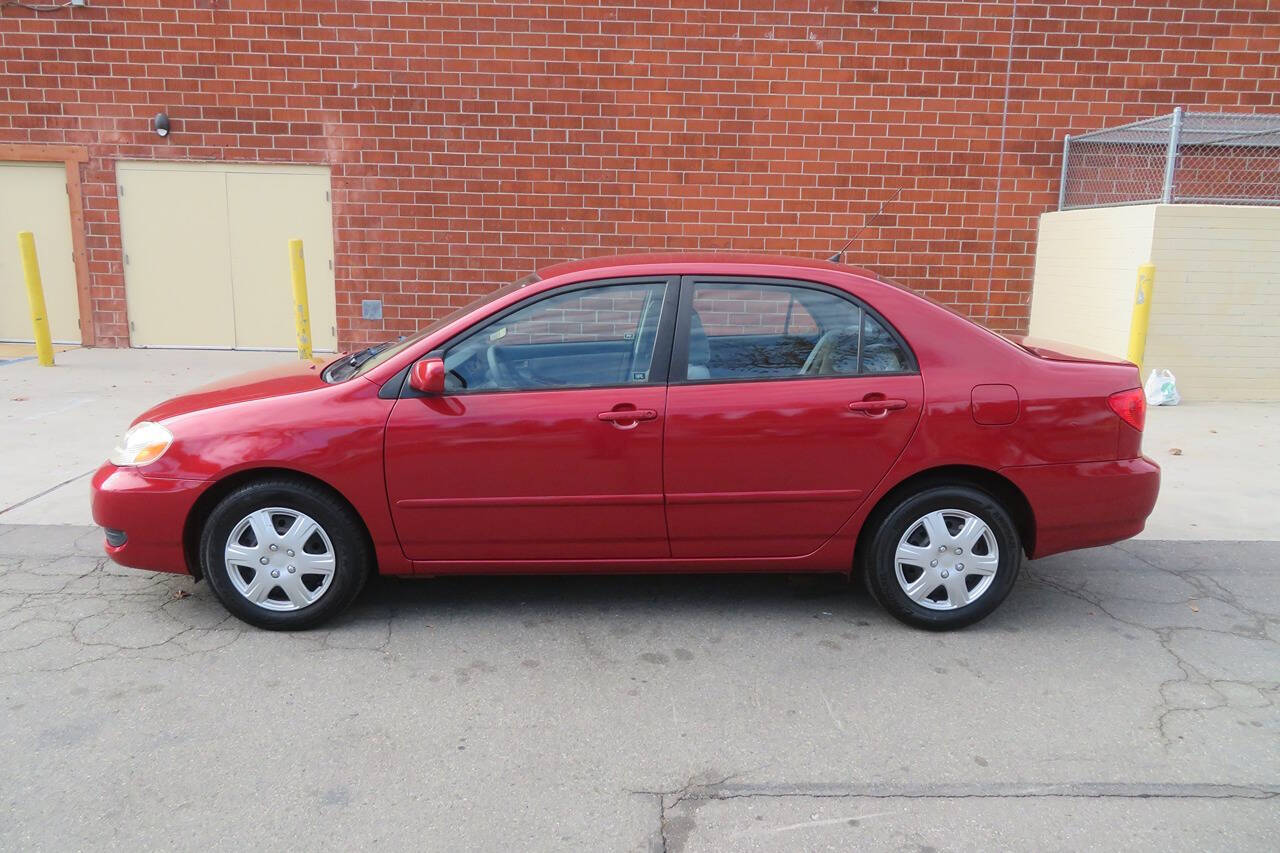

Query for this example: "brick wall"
[2,1,1277,349]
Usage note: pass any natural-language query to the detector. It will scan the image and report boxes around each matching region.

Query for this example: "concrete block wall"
[1144,205,1280,401]
[1028,205,1157,359]
[1030,203,1280,402]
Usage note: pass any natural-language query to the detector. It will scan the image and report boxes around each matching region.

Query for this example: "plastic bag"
[1144,369,1180,406]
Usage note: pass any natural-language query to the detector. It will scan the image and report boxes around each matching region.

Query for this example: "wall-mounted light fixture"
[153,112,171,138]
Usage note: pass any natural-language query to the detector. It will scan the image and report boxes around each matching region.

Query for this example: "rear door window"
[679,279,911,381]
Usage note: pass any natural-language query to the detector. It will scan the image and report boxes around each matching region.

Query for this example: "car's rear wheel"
[862,484,1021,630]
[199,478,370,630]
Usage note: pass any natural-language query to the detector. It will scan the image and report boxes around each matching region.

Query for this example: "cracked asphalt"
[1,522,1276,851]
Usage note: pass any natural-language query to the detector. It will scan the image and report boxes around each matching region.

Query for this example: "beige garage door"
[117,162,336,350]
[0,162,82,343]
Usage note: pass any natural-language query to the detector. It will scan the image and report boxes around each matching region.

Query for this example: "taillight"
[1108,388,1146,431]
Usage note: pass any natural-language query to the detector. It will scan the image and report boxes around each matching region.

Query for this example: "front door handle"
[848,398,908,415]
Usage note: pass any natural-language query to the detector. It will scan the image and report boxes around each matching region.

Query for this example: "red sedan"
[91,254,1159,630]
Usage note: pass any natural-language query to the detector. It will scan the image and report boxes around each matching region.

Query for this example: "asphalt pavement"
[1,526,1276,851]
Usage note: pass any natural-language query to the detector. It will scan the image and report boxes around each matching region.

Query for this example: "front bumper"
[90,463,211,574]
[1002,456,1161,559]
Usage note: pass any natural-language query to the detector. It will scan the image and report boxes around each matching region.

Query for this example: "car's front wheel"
[199,478,371,630]
[862,484,1021,630]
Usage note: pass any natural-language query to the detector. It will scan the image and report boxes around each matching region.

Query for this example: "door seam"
[658,275,685,560]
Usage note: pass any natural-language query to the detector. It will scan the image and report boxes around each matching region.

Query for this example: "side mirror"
[409,358,447,395]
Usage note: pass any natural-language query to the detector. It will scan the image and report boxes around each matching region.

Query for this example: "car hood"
[135,358,333,424]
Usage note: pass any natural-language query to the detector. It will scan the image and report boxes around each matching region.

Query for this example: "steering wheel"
[486,345,513,387]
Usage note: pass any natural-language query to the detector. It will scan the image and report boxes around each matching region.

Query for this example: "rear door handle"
[598,408,658,423]
[848,398,908,413]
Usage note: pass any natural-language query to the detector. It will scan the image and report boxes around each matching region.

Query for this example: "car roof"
[537,252,880,281]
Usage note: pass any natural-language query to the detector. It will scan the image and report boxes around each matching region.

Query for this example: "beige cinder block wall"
[1144,205,1280,402]
[1028,205,1157,359]
[1029,203,1280,402]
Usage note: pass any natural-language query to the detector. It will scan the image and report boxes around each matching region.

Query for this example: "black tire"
[860,484,1021,631]
[199,478,371,630]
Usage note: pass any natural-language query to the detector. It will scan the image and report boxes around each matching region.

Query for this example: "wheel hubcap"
[894,509,999,611]
[224,507,335,612]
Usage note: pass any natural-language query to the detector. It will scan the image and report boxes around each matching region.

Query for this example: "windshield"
[323,273,540,382]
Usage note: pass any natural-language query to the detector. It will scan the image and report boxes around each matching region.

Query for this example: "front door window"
[443,282,668,392]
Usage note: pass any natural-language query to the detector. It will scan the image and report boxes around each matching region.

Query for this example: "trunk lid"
[1002,334,1135,367]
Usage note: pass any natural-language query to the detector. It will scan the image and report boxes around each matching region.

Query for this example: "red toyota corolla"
[91,254,1159,631]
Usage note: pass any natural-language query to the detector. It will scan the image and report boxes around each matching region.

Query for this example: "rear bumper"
[90,463,210,574]
[1001,457,1161,559]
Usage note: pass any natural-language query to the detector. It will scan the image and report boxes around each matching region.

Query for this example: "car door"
[663,275,924,558]
[384,277,677,563]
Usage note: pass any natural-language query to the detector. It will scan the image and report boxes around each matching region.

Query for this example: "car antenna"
[827,186,903,264]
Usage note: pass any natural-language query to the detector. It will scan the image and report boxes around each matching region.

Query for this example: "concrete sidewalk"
[2,346,1276,540]
[1141,402,1279,540]
[0,348,293,525]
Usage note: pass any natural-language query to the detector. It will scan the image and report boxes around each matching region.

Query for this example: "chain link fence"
[1059,109,1280,210]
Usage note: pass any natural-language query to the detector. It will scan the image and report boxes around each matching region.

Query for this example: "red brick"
[0,0,1276,348]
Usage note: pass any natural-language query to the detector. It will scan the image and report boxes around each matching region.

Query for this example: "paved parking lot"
[1,349,1277,850]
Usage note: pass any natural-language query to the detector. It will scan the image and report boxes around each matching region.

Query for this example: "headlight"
[109,421,173,467]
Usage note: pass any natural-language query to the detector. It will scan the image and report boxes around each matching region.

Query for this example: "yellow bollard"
[1126,263,1155,370]
[18,231,55,367]
[288,238,313,360]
